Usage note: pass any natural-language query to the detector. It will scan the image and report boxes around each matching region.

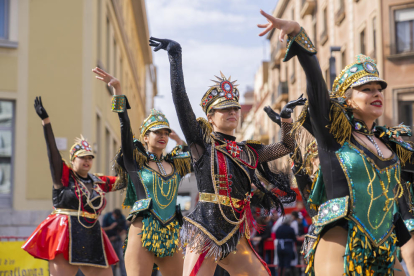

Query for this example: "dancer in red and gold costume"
[22,97,122,276]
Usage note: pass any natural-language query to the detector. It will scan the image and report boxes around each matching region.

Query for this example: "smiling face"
[346,82,384,124]
[207,107,240,134]
[144,129,170,152]
[71,155,93,175]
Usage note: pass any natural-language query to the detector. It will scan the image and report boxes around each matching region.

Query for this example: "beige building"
[238,0,414,167]
[381,0,414,132]
[0,0,157,236]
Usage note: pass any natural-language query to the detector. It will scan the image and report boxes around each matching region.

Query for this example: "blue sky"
[146,0,279,149]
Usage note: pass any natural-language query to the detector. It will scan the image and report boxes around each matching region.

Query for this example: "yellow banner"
[0,241,49,275]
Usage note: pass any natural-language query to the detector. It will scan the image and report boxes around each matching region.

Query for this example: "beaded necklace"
[353,119,384,158]
[147,151,167,176]
[72,172,104,228]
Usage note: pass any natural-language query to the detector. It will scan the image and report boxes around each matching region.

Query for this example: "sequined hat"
[140,109,171,137]
[332,54,387,98]
[70,135,94,161]
[200,72,241,114]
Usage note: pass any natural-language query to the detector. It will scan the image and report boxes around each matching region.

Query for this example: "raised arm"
[93,67,147,200]
[149,37,206,160]
[34,97,64,189]
[257,96,306,163]
[258,10,339,151]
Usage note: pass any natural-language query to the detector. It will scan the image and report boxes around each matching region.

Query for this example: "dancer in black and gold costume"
[149,37,304,276]
[93,67,191,276]
[258,10,414,275]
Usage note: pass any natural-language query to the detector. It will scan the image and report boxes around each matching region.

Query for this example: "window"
[360,29,366,55]
[0,0,9,40]
[325,68,329,84]
[372,17,377,57]
[106,18,110,70]
[341,49,347,69]
[395,8,414,54]
[97,0,102,60]
[320,8,328,45]
[95,114,101,172]
[396,89,414,141]
[113,39,117,76]
[0,100,14,207]
[105,128,110,174]
[112,139,117,176]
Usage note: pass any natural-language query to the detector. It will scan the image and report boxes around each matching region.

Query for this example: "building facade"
[0,0,157,236]
[237,0,414,170]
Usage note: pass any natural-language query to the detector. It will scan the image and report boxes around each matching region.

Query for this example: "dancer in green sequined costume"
[258,10,414,276]
[93,68,191,276]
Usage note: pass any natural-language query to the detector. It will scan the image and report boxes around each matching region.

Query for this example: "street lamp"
[329,46,342,90]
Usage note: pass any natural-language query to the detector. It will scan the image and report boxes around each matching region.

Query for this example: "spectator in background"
[276,215,297,276]
[296,201,310,233]
[290,211,305,276]
[102,209,127,276]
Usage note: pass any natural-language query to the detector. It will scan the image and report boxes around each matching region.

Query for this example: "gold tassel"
[173,157,192,176]
[328,102,352,145]
[290,103,309,137]
[197,117,212,143]
[396,144,413,166]
[133,147,148,168]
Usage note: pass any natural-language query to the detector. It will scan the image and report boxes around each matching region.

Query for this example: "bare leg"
[49,254,79,276]
[81,265,113,276]
[156,249,184,276]
[218,237,269,276]
[124,218,156,276]
[401,234,414,276]
[182,248,217,276]
[314,226,347,276]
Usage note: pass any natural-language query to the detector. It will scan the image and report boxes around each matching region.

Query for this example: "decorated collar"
[214,132,237,142]
[353,119,376,136]
[147,151,165,163]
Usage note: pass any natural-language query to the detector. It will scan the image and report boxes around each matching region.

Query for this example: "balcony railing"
[335,0,345,25]
[301,0,316,18]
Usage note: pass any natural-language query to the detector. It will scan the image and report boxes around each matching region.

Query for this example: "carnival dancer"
[258,11,414,275]
[92,67,191,276]
[149,37,303,276]
[22,97,120,276]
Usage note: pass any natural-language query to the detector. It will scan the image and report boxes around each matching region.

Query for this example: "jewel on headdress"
[350,66,358,73]
[209,72,239,92]
[211,89,218,96]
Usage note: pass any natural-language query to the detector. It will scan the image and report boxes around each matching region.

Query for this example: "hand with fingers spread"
[169,130,184,145]
[149,37,181,54]
[34,96,49,120]
[92,67,121,95]
[264,106,281,126]
[257,10,301,41]
[280,94,307,119]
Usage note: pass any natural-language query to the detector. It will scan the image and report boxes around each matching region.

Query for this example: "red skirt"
[22,213,118,266]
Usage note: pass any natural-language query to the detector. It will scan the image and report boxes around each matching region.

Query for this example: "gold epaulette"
[396,142,414,166]
[197,117,212,143]
[246,140,262,145]
[328,101,352,145]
